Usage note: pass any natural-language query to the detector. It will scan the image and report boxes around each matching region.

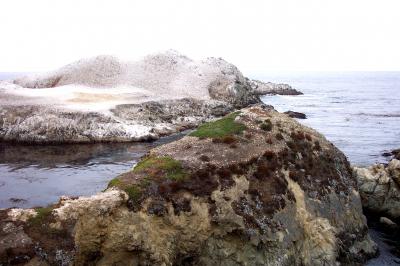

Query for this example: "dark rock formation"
[383,148,400,160]
[284,110,307,119]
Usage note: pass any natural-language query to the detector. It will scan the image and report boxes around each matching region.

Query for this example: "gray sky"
[1,0,400,74]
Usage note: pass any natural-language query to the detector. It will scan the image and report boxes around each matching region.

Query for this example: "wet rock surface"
[364,212,400,264]
[379,217,398,230]
[382,149,400,161]
[0,105,377,265]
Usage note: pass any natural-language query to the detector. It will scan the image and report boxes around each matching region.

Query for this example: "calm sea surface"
[257,71,400,167]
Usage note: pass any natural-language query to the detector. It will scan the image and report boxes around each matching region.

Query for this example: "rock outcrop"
[0,98,233,143]
[382,148,400,161]
[249,79,303,96]
[354,159,400,219]
[283,111,307,119]
[0,51,260,143]
[0,105,377,265]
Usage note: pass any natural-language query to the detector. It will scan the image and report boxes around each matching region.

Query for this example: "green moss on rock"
[107,156,188,202]
[133,156,187,181]
[124,185,142,202]
[189,112,246,138]
[108,176,145,202]
[107,177,121,188]
[28,207,54,226]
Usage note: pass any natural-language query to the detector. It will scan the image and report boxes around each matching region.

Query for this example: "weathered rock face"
[249,79,303,96]
[0,50,260,144]
[0,98,233,143]
[0,106,377,265]
[354,159,400,219]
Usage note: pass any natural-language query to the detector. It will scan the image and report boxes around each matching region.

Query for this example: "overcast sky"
[1,0,400,74]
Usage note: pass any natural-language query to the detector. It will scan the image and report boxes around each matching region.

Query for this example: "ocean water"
[256,71,400,166]
[0,134,185,209]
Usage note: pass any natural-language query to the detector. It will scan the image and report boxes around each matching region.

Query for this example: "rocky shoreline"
[0,106,380,265]
[1,51,399,265]
[354,159,400,262]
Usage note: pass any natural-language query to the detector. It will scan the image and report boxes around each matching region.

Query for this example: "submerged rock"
[354,159,400,219]
[0,105,377,265]
[249,79,303,95]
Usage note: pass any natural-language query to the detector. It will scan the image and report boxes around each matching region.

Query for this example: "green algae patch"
[133,156,187,181]
[107,156,188,203]
[28,207,54,226]
[107,177,121,188]
[189,112,246,138]
[108,177,145,202]
[124,185,142,202]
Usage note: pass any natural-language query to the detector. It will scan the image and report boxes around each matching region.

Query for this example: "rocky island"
[249,80,303,96]
[0,51,302,144]
[0,106,377,265]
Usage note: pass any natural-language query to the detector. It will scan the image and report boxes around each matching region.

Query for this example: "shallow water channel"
[0,133,185,209]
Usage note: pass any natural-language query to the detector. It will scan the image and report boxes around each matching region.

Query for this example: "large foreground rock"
[0,106,377,265]
[0,50,261,143]
[354,159,400,219]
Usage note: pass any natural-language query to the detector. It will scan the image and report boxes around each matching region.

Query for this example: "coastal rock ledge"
[0,106,377,265]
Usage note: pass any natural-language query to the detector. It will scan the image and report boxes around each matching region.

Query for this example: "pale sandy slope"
[6,50,252,111]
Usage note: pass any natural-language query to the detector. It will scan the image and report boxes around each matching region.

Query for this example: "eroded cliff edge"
[0,105,376,265]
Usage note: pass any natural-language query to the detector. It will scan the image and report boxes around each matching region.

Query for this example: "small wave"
[356,112,400,118]
[300,104,318,107]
